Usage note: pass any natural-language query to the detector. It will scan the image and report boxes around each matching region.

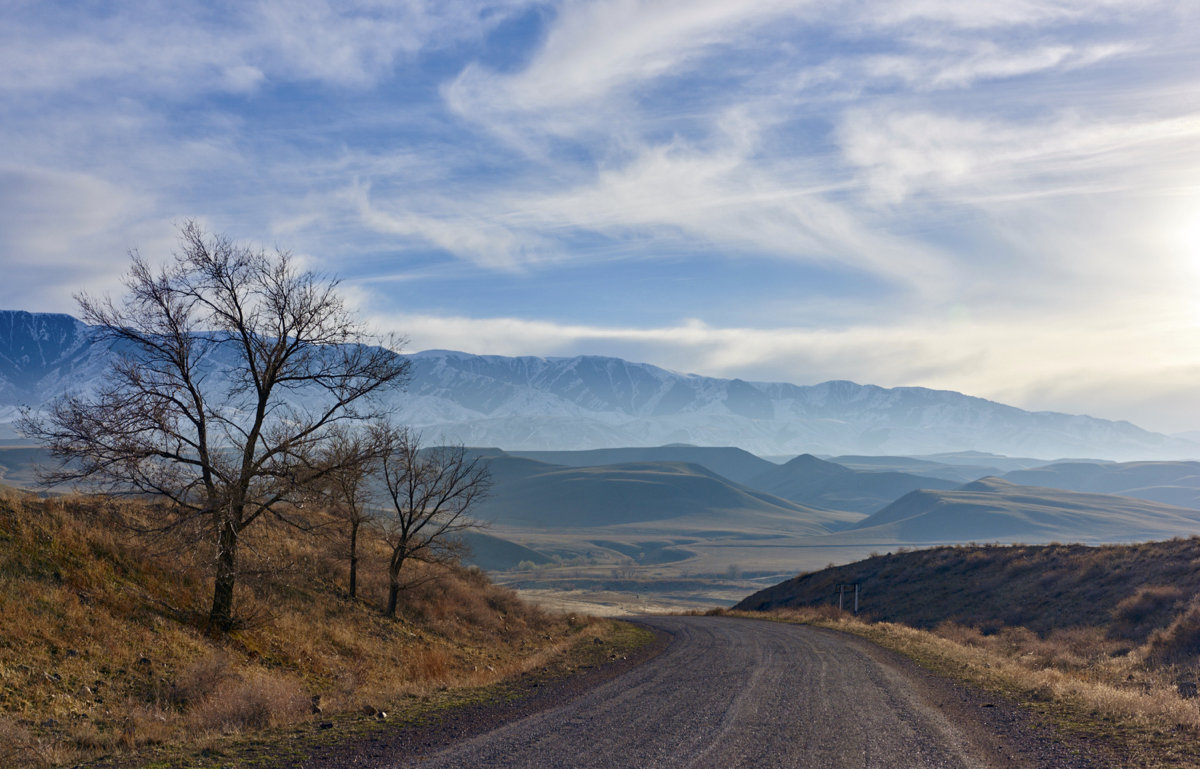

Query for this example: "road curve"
[399,615,1064,769]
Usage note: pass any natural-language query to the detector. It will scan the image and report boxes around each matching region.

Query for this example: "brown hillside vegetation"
[0,484,629,769]
[737,538,1200,644]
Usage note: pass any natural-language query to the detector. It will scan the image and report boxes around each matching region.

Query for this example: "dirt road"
[399,615,1103,768]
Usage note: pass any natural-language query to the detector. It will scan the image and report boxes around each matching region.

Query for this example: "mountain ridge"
[1,309,1195,460]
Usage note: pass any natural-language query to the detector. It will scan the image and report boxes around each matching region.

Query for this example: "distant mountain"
[747,454,959,513]
[0,311,105,426]
[4,309,1198,459]
[394,351,1200,459]
[850,477,1200,544]
[470,451,857,535]
[507,445,777,486]
[1003,461,1200,509]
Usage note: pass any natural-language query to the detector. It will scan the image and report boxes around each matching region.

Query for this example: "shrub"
[1110,585,1186,641]
[168,652,234,709]
[1145,600,1200,667]
[186,669,309,733]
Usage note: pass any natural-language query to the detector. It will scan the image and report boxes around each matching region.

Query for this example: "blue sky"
[4,1,1200,433]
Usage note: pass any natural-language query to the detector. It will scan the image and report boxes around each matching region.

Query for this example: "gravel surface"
[294,615,1112,768]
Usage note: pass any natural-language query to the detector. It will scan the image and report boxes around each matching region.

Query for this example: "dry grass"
[0,485,614,768]
[733,605,1200,767]
[738,540,1200,640]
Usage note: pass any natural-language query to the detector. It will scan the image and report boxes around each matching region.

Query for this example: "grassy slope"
[849,477,1200,543]
[735,537,1200,639]
[1004,460,1200,509]
[475,458,858,534]
[0,485,645,768]
[507,446,777,486]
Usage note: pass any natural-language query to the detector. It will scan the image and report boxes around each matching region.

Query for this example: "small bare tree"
[19,221,408,631]
[378,428,490,617]
[314,422,390,599]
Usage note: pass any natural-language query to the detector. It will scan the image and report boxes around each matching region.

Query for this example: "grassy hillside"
[850,477,1200,543]
[508,445,777,485]
[458,530,554,570]
[0,485,638,768]
[829,453,1025,482]
[747,453,958,513]
[735,537,1200,644]
[1005,460,1200,509]
[474,457,859,534]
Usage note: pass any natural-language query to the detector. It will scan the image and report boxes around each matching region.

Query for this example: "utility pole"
[836,583,859,614]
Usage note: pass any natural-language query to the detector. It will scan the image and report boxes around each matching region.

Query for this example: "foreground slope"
[849,477,1200,543]
[0,484,620,768]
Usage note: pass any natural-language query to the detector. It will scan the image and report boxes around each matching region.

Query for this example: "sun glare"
[1178,203,1200,265]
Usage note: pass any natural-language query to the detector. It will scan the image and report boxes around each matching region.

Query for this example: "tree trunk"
[386,580,400,617]
[210,517,239,632]
[349,520,359,599]
[386,549,405,617]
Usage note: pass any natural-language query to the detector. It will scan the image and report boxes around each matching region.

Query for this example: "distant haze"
[3,310,1198,461]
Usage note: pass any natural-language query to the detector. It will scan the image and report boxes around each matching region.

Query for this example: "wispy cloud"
[0,0,531,95]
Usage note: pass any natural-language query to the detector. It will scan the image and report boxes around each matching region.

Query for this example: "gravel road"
[396,615,1107,768]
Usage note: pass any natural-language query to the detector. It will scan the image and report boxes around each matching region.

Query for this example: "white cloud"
[859,0,1169,31]
[517,133,949,288]
[0,1,534,96]
[858,41,1131,91]
[0,166,176,310]
[447,1,776,114]
[839,109,1200,206]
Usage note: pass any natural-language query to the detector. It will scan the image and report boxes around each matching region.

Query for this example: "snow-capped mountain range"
[1,309,1195,460]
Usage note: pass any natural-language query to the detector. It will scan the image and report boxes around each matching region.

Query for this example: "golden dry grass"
[0,485,606,768]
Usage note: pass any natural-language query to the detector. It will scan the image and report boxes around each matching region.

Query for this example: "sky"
[3,1,1200,434]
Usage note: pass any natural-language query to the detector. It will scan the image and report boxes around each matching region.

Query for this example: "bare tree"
[18,221,408,631]
[314,422,389,599]
[378,428,490,617]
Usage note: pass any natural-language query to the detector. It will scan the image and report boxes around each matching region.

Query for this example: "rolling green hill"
[848,477,1200,543]
[473,457,859,535]
[1004,460,1200,509]
[458,530,554,570]
[507,445,777,486]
